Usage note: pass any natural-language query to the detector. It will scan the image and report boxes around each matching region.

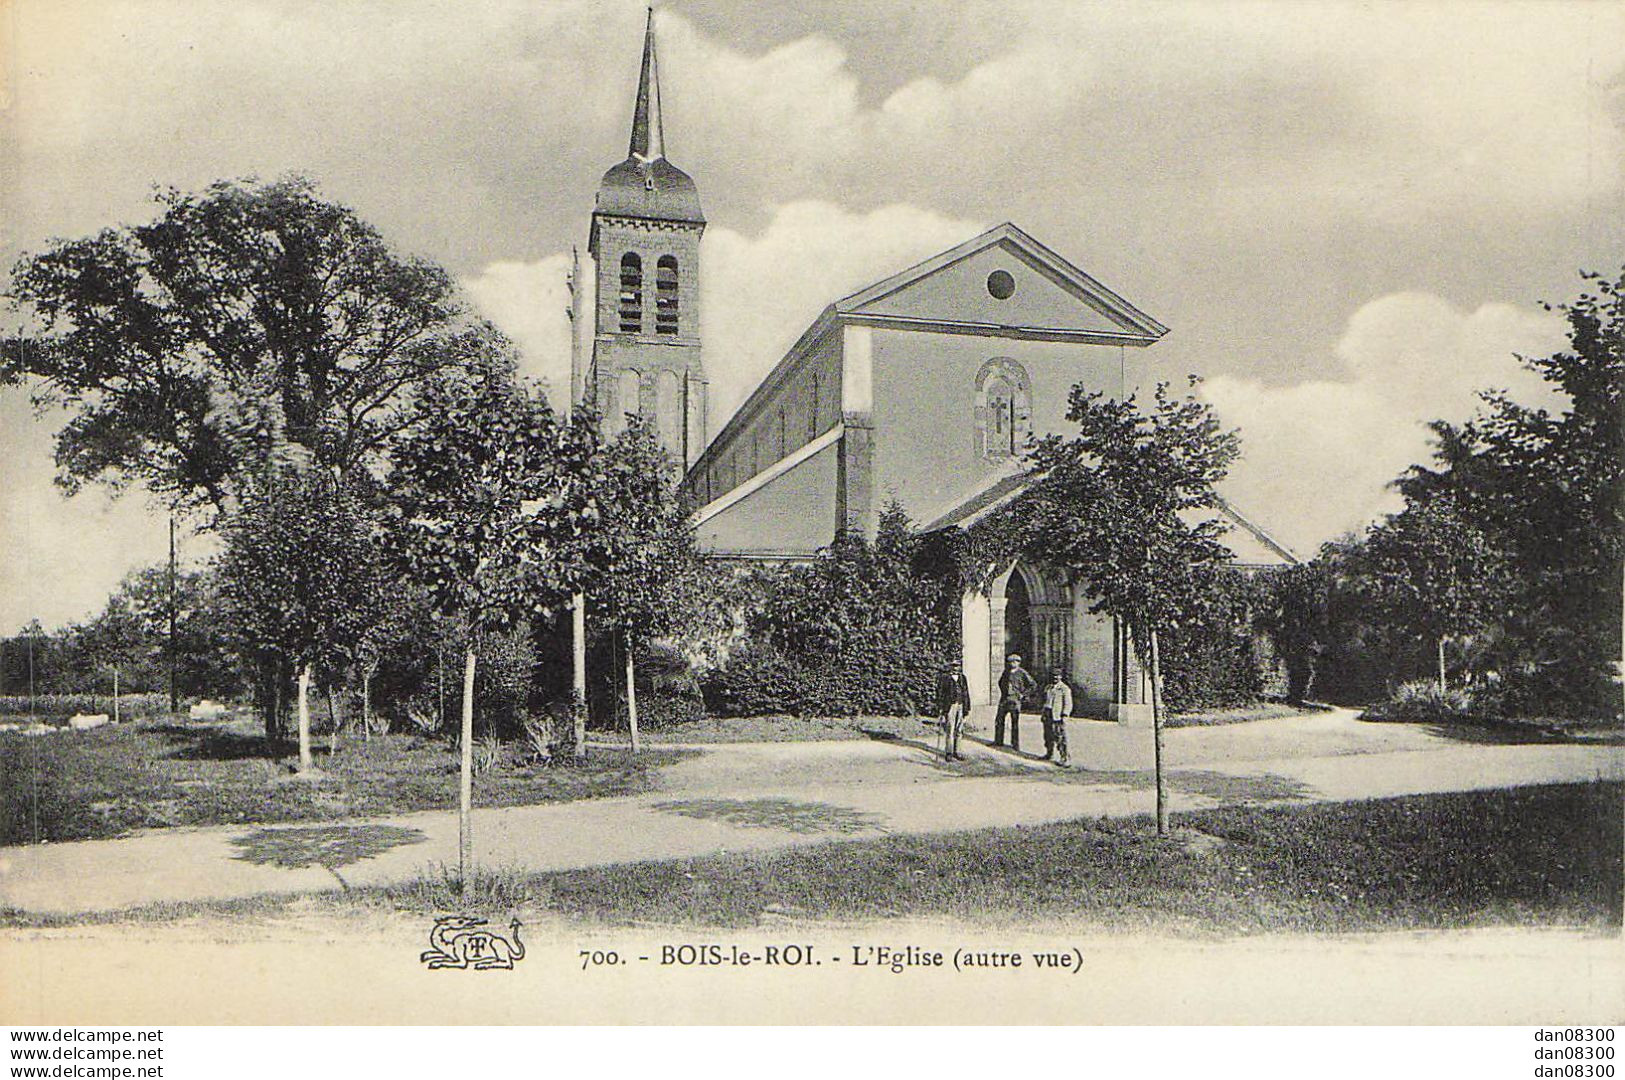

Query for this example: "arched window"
[618,253,643,333]
[655,255,679,335]
[974,358,1033,460]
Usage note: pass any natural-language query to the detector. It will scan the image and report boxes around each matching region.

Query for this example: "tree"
[1257,556,1336,703]
[386,359,599,886]
[70,595,147,721]
[981,379,1239,837]
[583,421,701,751]
[1355,495,1511,694]
[1393,268,1622,714]
[350,583,432,741]
[2,177,482,521]
[701,503,959,718]
[218,469,377,769]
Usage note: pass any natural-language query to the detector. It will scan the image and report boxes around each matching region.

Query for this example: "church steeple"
[629,8,665,163]
[584,8,708,471]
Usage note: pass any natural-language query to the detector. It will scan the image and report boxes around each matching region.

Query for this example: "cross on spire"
[629,8,665,162]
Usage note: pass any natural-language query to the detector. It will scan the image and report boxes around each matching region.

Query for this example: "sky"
[2,0,1622,633]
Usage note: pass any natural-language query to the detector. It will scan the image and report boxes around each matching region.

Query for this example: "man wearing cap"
[1042,670,1073,766]
[994,654,1036,751]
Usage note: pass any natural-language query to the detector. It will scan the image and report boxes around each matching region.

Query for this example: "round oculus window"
[987,270,1016,299]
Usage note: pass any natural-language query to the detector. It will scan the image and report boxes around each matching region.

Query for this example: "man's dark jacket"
[936,671,971,714]
[998,667,1037,704]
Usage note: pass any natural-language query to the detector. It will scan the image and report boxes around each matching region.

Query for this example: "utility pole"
[167,514,178,715]
[566,251,589,761]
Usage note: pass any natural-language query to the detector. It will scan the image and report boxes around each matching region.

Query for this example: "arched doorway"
[1003,566,1033,669]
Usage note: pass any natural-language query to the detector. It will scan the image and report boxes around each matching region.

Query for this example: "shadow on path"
[229,824,427,888]
[922,754,1314,804]
[652,798,885,835]
[858,722,950,759]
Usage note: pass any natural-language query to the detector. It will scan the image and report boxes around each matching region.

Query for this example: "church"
[569,14,1296,722]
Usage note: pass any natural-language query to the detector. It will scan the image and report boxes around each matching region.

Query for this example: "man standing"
[1042,670,1073,766]
[994,654,1035,751]
[935,660,971,761]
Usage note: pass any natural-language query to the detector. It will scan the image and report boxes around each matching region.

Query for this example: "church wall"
[695,439,840,555]
[868,328,1125,528]
[690,325,842,509]
[1070,606,1117,714]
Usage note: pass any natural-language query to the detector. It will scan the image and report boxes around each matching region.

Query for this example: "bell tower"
[580,8,707,469]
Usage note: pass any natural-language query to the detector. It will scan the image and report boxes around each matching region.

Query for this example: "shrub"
[700,640,941,718]
[1368,680,1477,723]
[590,641,710,731]
[695,507,957,718]
[471,734,502,776]
[1161,569,1272,712]
[0,693,174,720]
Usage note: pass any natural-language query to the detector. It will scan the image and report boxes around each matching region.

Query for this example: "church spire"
[629,8,665,162]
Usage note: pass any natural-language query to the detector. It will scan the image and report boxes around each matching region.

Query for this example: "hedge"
[694,508,958,718]
[0,693,176,720]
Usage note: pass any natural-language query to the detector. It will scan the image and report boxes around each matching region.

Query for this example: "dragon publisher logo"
[419,915,527,970]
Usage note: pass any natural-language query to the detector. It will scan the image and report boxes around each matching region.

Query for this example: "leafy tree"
[385,359,599,883]
[1393,267,1622,715]
[68,595,147,719]
[583,420,701,751]
[2,177,482,520]
[981,379,1239,837]
[350,583,434,740]
[0,620,51,699]
[1352,495,1511,694]
[217,469,377,769]
[1257,556,1337,703]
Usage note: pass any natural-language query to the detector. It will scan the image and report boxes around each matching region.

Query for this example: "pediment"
[835,223,1167,341]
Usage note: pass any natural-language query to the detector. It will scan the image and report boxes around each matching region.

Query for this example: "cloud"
[0,397,175,635]
[461,255,574,396]
[9,0,1618,277]
[1201,293,1570,556]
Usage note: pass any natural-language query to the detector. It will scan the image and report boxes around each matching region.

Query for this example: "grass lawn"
[372,781,1621,934]
[1165,701,1326,728]
[0,719,690,845]
[12,781,1611,935]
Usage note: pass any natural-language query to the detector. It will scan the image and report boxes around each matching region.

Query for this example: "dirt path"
[2,709,1619,916]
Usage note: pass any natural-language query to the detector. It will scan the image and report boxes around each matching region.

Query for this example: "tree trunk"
[1437,637,1448,695]
[459,647,477,892]
[270,657,284,742]
[113,666,120,725]
[362,671,372,743]
[297,663,314,773]
[571,593,588,762]
[1148,627,1170,839]
[624,631,640,755]
[327,681,340,756]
